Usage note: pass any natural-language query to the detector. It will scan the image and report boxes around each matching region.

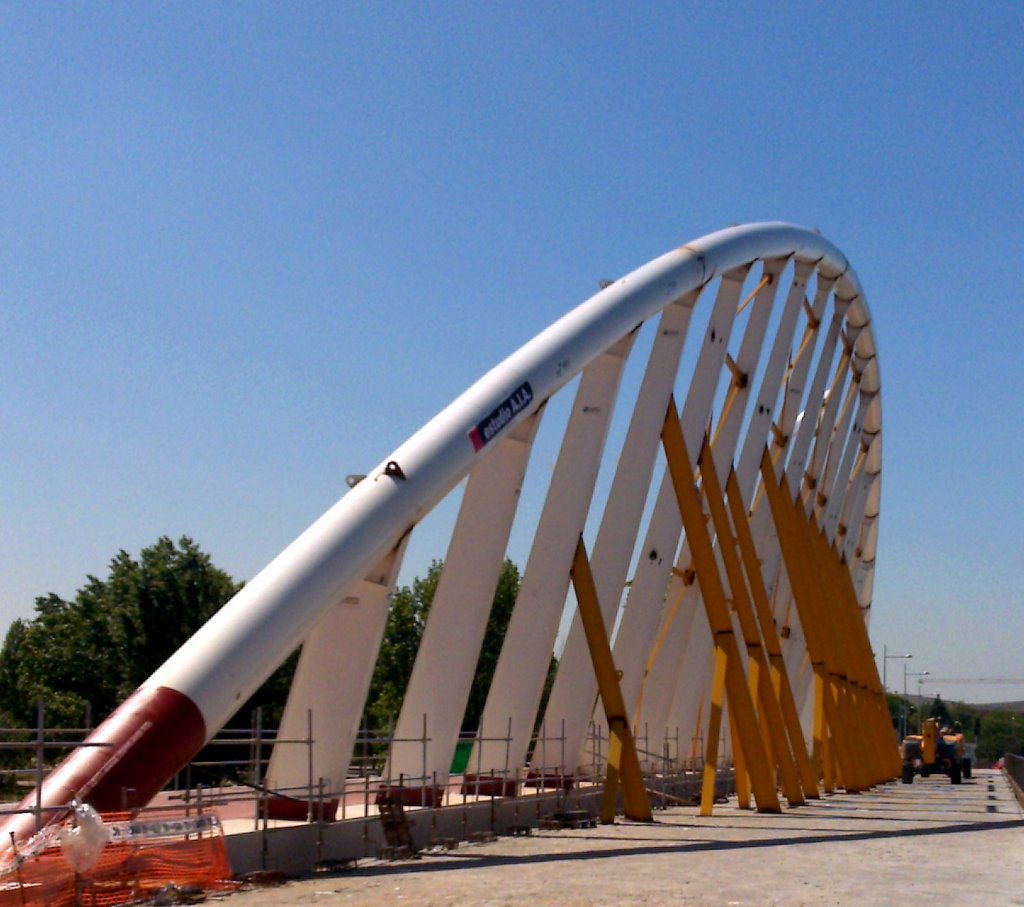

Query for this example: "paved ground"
[220,769,1024,906]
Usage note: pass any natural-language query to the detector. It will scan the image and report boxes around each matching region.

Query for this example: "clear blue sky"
[2,3,1021,705]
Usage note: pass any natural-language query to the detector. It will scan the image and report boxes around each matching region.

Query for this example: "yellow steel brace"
[699,646,729,816]
[816,675,833,792]
[569,537,653,824]
[723,468,820,799]
[813,527,899,781]
[663,400,781,814]
[828,536,899,779]
[790,493,879,790]
[821,721,836,792]
[785,496,866,787]
[697,437,805,806]
[758,449,863,792]
[729,706,752,810]
[808,525,885,783]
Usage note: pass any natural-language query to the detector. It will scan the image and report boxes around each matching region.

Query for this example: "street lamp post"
[905,667,930,736]
[882,648,912,739]
[882,645,912,692]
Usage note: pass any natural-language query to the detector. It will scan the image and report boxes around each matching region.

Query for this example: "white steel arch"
[1,222,883,845]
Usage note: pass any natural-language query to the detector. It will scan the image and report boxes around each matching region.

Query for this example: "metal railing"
[1002,753,1024,807]
[0,703,728,856]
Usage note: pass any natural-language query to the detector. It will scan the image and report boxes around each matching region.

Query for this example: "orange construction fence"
[0,807,235,907]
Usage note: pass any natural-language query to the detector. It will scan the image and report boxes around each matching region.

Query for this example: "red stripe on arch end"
[0,686,206,851]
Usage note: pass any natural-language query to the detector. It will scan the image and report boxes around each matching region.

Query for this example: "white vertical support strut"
[733,259,818,501]
[784,298,852,493]
[796,325,868,709]
[751,293,850,708]
[707,257,788,475]
[848,469,879,570]
[777,273,837,449]
[816,369,861,524]
[780,299,867,718]
[850,443,882,607]
[640,259,786,747]
[599,267,751,759]
[660,589,711,764]
[836,441,870,558]
[801,320,856,516]
[849,348,882,610]
[659,258,788,758]
[819,391,865,540]
[749,270,837,734]
[840,437,877,565]
[387,410,543,787]
[676,259,816,775]
[719,272,844,739]
[853,514,879,608]
[472,332,637,776]
[266,536,409,800]
[536,295,696,774]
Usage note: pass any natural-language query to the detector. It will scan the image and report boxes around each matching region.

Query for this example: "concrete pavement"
[222,769,1024,906]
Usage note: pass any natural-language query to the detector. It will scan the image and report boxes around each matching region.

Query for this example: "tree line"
[7,535,1017,778]
[0,537,552,739]
[885,691,1021,765]
[362,557,557,734]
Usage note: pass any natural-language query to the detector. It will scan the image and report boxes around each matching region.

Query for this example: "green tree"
[975,712,1023,764]
[928,694,951,725]
[463,559,520,732]
[363,560,443,729]
[0,536,241,727]
[885,692,904,725]
[361,558,558,734]
[107,537,241,696]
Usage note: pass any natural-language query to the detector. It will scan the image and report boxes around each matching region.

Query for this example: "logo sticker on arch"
[469,382,534,452]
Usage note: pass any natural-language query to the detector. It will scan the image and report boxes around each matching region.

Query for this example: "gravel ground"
[217,769,1024,906]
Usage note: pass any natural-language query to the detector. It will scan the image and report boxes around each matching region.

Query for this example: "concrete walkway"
[222,769,1024,906]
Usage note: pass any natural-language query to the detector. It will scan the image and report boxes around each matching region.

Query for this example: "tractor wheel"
[950,762,962,785]
[901,764,914,784]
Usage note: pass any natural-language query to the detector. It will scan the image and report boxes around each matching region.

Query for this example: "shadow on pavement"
[337,815,1024,880]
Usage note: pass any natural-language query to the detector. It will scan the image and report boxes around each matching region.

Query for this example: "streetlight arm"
[882,648,912,692]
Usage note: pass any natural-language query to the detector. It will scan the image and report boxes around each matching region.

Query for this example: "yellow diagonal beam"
[830,543,900,779]
[759,449,864,792]
[794,483,872,791]
[728,706,752,810]
[569,537,653,823]
[818,677,835,792]
[723,467,820,799]
[813,527,899,780]
[807,524,885,783]
[785,491,870,789]
[819,720,835,790]
[663,401,781,814]
[697,437,805,806]
[699,646,728,816]
[790,494,885,789]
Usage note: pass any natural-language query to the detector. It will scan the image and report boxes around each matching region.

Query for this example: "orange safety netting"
[0,808,235,907]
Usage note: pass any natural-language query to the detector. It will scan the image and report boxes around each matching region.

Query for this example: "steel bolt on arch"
[0,222,891,852]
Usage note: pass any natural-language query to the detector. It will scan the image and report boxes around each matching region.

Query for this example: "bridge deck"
[225,769,1023,906]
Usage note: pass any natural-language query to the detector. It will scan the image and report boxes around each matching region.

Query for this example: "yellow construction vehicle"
[900,718,970,784]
